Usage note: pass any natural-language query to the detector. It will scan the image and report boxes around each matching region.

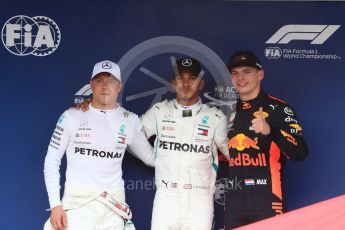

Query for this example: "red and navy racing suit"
[224,90,308,229]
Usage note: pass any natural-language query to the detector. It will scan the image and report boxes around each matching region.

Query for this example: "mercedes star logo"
[102,61,112,69]
[165,111,173,120]
[182,58,192,67]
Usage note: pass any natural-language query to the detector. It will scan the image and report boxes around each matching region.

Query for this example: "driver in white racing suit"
[43,60,154,230]
[141,57,229,230]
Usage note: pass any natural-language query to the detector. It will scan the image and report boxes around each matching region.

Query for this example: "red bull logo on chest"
[229,153,267,167]
[228,133,260,151]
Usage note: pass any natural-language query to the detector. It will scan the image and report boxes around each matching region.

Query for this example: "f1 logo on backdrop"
[1,15,61,56]
[266,24,340,44]
[264,24,341,60]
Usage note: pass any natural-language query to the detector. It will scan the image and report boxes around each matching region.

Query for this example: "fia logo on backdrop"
[1,15,61,56]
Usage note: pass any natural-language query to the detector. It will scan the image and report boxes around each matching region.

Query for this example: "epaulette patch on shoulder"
[268,94,286,104]
[123,111,130,118]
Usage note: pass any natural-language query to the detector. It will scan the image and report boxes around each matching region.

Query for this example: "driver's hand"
[76,99,91,112]
[50,205,67,230]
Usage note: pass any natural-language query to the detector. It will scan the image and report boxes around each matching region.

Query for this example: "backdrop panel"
[0,1,344,229]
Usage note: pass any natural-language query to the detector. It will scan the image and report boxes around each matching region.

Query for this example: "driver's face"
[172,72,204,106]
[90,73,122,108]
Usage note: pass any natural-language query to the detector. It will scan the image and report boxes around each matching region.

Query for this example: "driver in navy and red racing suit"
[224,51,308,229]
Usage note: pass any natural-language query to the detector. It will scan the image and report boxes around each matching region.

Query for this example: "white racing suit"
[141,99,229,230]
[44,105,154,229]
[43,185,129,230]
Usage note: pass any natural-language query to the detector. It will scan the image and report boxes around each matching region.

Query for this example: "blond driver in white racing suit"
[44,61,155,230]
